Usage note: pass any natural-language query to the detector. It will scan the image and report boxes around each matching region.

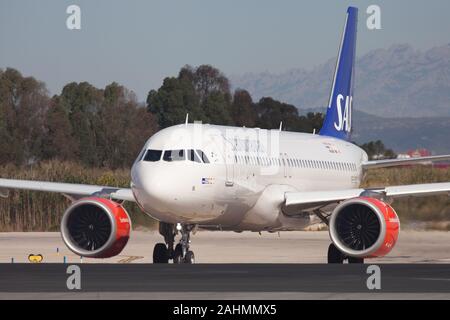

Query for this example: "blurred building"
[397,148,449,168]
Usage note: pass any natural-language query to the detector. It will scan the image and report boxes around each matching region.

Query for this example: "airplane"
[1,6,450,264]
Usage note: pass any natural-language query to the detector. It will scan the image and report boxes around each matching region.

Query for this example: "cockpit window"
[136,148,146,162]
[196,150,210,163]
[163,149,185,162]
[143,149,162,162]
[188,149,201,163]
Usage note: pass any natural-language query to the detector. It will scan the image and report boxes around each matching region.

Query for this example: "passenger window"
[163,149,185,162]
[143,149,162,162]
[188,149,201,163]
[195,150,210,163]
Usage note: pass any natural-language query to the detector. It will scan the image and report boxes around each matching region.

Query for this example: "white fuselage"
[130,123,367,231]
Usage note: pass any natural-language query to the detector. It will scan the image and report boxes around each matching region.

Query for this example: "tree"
[360,140,396,160]
[203,91,232,125]
[0,68,49,165]
[42,96,78,161]
[0,69,14,164]
[295,112,324,133]
[181,65,230,105]
[256,97,299,130]
[98,82,158,168]
[230,89,257,127]
[147,77,203,128]
[60,82,103,166]
[148,65,234,128]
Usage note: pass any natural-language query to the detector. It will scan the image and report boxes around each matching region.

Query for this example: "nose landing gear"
[153,222,195,264]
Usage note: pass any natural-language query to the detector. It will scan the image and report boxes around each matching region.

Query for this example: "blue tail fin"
[319,7,358,141]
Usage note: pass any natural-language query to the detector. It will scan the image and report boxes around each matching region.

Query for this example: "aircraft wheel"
[173,244,183,264]
[348,257,364,264]
[153,243,169,263]
[184,251,195,264]
[327,243,344,264]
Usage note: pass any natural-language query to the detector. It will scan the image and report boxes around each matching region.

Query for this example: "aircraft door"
[211,134,235,187]
[222,135,235,187]
[281,152,289,178]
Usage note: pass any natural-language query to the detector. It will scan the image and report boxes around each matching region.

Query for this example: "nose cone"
[131,160,224,223]
[131,162,172,213]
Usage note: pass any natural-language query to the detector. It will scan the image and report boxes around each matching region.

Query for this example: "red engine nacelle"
[61,197,131,258]
[329,197,400,258]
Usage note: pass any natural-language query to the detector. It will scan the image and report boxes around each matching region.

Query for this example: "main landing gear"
[153,222,195,264]
[327,243,364,264]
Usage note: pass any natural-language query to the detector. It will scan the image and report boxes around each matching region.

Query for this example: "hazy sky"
[1,0,450,100]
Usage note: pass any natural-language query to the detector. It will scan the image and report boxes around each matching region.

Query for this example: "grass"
[0,161,157,231]
[362,166,450,223]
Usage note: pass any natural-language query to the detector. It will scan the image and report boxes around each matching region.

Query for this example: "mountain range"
[232,43,450,118]
[297,108,450,154]
[231,44,450,153]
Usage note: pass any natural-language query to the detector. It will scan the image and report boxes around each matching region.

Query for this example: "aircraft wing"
[285,182,450,208]
[0,178,135,202]
[362,155,450,169]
